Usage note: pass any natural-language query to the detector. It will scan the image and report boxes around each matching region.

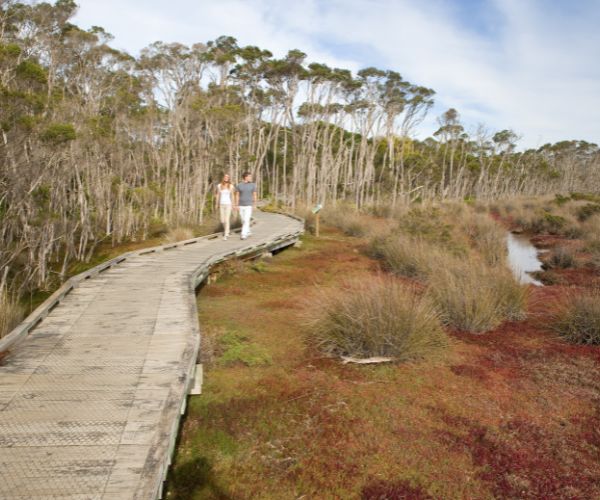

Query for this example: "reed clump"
[549,290,600,345]
[367,235,442,281]
[500,196,591,239]
[427,260,527,333]
[366,203,528,333]
[583,214,600,251]
[321,206,373,237]
[308,277,447,360]
[547,246,577,269]
[459,211,507,265]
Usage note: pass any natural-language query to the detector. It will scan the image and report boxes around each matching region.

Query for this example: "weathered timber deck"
[0,210,303,499]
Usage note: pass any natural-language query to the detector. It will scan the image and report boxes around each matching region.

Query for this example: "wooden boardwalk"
[0,210,303,499]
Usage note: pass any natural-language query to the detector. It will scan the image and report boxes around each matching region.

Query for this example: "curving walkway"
[0,210,303,499]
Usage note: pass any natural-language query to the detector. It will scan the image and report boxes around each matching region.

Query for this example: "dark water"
[506,232,544,286]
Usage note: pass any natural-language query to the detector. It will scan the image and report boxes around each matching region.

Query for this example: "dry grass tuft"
[427,260,527,333]
[0,291,23,339]
[367,203,527,333]
[459,211,507,265]
[164,227,195,243]
[547,246,577,269]
[368,235,442,281]
[363,203,409,219]
[325,201,535,336]
[501,197,585,239]
[321,206,372,237]
[549,290,600,345]
[583,214,600,251]
[308,276,447,360]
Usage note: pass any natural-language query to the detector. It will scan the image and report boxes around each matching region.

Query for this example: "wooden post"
[312,203,322,238]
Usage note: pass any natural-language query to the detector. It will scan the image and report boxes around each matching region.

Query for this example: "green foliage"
[250,261,269,273]
[191,429,238,457]
[1,0,599,303]
[0,43,21,59]
[31,184,51,208]
[398,208,453,245]
[17,115,38,131]
[217,331,272,367]
[206,104,245,122]
[148,217,168,237]
[570,192,600,203]
[548,169,561,179]
[40,123,76,144]
[87,115,114,138]
[15,60,47,85]
[554,194,571,206]
[517,210,569,234]
[542,212,567,233]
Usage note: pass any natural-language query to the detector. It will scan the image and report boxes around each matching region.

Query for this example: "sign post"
[312,203,323,237]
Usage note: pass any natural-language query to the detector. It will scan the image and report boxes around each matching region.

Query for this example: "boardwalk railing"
[0,214,303,355]
[0,210,303,499]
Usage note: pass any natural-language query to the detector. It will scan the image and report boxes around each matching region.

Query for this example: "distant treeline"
[1,0,599,293]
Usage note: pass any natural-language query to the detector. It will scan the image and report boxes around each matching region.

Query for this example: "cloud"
[73,0,600,148]
[73,0,360,69]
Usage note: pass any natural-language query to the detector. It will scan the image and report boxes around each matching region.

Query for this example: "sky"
[73,0,600,149]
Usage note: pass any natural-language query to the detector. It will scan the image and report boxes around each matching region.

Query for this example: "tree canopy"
[1,0,599,294]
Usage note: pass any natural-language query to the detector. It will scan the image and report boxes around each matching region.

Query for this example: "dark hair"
[242,171,252,180]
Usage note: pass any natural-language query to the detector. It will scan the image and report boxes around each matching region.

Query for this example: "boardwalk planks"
[0,211,303,499]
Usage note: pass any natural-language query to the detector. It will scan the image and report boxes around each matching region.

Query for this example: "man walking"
[235,171,257,240]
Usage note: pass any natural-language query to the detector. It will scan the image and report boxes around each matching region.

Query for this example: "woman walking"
[216,173,234,240]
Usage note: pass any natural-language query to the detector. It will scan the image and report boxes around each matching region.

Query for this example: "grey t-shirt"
[236,182,256,206]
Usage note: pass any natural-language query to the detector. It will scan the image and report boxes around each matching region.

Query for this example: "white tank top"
[219,185,232,205]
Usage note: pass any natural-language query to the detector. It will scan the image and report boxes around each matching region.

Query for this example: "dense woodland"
[1,0,599,297]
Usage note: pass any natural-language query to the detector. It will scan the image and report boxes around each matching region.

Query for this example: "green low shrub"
[554,194,571,206]
[542,212,568,234]
[514,210,569,235]
[570,192,600,203]
[397,207,453,244]
[217,331,272,367]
